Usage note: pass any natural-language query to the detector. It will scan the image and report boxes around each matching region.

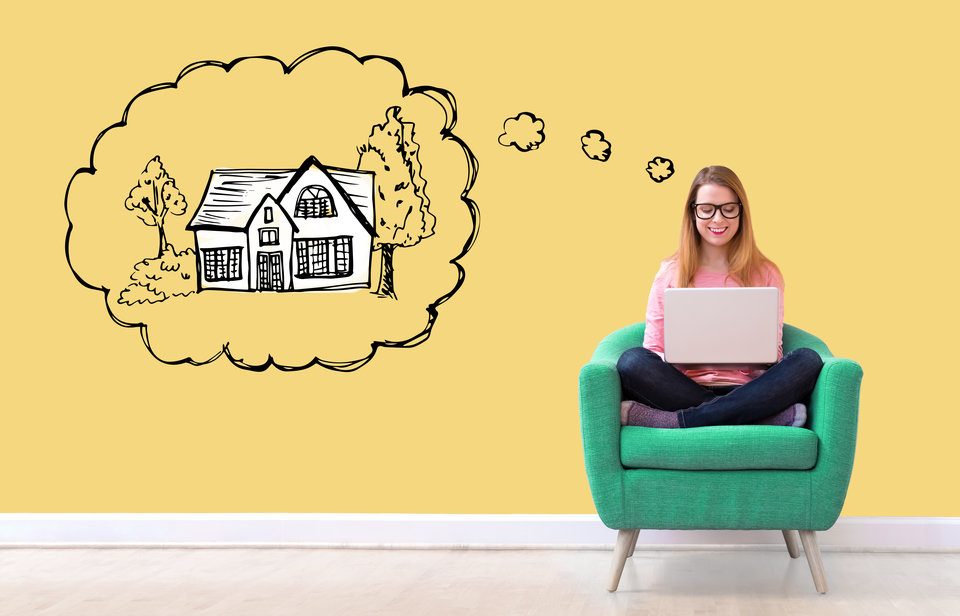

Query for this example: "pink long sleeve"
[765,263,785,361]
[641,260,671,358]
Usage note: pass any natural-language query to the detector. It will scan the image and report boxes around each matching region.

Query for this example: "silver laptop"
[664,287,779,369]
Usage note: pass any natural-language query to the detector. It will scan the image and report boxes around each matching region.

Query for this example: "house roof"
[186,156,375,235]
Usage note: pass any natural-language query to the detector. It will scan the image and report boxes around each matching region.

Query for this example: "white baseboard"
[0,515,957,552]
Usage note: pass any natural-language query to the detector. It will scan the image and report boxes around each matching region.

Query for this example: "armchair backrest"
[783,325,833,358]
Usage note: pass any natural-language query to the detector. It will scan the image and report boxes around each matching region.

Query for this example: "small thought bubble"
[498,112,545,152]
[646,156,675,183]
[581,130,611,162]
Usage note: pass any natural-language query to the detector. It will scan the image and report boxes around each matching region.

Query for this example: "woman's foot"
[620,400,680,428]
[756,403,807,427]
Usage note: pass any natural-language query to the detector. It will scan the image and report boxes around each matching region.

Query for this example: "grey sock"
[756,403,807,427]
[624,400,681,429]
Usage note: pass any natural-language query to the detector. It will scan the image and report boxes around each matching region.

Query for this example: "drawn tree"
[358,107,435,299]
[124,155,189,258]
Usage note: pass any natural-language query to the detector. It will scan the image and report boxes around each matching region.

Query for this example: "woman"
[617,166,823,428]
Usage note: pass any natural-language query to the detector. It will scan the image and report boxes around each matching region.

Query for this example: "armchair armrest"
[807,357,864,529]
[578,324,643,530]
[579,361,626,529]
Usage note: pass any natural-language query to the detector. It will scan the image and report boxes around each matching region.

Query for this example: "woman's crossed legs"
[616,347,823,428]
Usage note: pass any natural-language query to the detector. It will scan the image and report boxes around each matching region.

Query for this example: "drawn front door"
[257,252,284,291]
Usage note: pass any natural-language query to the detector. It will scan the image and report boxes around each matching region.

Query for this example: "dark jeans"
[616,347,824,428]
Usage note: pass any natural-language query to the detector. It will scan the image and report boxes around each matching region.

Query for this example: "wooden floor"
[1,548,958,615]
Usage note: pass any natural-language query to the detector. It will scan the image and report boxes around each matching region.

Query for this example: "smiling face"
[692,183,741,249]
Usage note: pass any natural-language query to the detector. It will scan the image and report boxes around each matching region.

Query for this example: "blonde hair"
[669,165,781,288]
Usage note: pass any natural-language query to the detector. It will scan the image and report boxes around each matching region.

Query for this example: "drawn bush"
[118,244,197,305]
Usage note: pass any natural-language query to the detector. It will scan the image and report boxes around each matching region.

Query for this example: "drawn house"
[186,157,375,292]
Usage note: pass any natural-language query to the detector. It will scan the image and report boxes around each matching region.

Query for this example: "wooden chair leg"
[781,529,801,558]
[627,529,640,557]
[607,529,636,592]
[798,530,828,594]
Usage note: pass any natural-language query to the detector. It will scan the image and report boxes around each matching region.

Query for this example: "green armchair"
[579,322,863,593]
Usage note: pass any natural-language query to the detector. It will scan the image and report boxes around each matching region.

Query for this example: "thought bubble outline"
[646,156,676,183]
[498,111,546,152]
[581,129,612,162]
[64,46,480,372]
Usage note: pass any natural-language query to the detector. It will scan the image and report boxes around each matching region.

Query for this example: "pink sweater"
[642,258,785,387]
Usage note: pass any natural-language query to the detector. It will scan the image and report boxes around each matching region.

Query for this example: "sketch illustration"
[118,155,198,305]
[65,47,480,371]
[119,243,197,305]
[581,130,612,162]
[358,106,434,299]
[125,155,189,258]
[498,112,545,152]
[187,157,375,293]
[646,156,676,183]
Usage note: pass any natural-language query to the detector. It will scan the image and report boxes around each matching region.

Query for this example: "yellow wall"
[3,1,957,514]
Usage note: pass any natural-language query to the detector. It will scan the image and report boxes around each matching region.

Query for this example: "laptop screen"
[663,287,779,367]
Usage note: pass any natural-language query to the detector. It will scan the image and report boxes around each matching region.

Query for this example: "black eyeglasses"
[691,202,741,220]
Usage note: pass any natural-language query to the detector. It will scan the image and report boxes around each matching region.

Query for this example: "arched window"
[295,185,336,218]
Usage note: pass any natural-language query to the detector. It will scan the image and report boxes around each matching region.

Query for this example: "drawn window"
[264,206,273,223]
[334,237,350,273]
[295,237,352,278]
[202,247,243,282]
[295,185,336,218]
[259,228,279,246]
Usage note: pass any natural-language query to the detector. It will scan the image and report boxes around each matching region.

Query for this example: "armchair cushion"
[620,425,819,470]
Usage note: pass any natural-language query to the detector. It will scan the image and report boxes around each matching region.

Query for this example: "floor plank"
[0,548,957,615]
